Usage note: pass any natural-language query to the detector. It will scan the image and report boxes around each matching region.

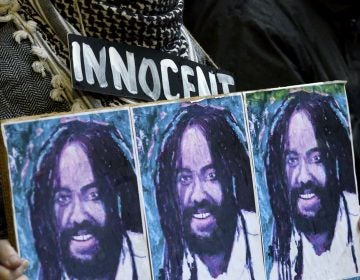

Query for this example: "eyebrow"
[284,147,321,157]
[80,182,98,195]
[53,186,71,194]
[177,167,192,174]
[306,147,322,157]
[200,164,216,174]
[177,164,216,174]
[54,182,98,194]
[284,150,298,157]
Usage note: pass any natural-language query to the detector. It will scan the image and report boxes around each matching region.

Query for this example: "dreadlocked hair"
[265,91,357,279]
[155,104,256,279]
[29,120,141,279]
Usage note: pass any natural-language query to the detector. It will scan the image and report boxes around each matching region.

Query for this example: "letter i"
[72,41,84,82]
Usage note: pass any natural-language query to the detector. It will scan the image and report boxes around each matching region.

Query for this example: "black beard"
[290,181,340,235]
[183,199,237,255]
[59,220,122,279]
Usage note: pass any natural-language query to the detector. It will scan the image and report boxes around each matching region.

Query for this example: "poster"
[132,94,266,279]
[2,80,357,280]
[1,109,151,279]
[244,82,360,280]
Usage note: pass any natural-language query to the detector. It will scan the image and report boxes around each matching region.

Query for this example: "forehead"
[58,141,95,189]
[285,110,318,150]
[178,125,213,168]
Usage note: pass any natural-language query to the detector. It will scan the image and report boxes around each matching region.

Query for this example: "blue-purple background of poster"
[2,110,133,279]
[244,82,350,278]
[132,94,249,279]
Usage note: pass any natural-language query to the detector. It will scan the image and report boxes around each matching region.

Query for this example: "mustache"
[182,200,219,219]
[60,220,104,241]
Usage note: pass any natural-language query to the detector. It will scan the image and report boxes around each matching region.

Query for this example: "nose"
[296,159,312,185]
[190,175,207,203]
[69,196,88,225]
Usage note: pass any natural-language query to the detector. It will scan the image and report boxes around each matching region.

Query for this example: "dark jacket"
[184,0,360,187]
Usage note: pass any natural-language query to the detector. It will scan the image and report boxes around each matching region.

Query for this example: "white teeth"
[299,193,315,200]
[193,213,211,219]
[73,234,92,241]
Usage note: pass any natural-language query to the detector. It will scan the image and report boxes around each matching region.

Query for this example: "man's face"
[176,125,224,240]
[54,141,106,263]
[284,110,327,220]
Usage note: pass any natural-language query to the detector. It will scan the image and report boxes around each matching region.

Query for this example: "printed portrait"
[1,109,151,280]
[245,82,360,280]
[132,95,266,280]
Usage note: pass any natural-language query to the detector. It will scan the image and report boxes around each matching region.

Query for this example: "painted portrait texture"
[132,95,265,280]
[245,82,360,280]
[2,110,151,280]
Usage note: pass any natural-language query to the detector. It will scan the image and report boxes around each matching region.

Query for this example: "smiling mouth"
[72,234,94,241]
[299,193,316,200]
[192,213,211,219]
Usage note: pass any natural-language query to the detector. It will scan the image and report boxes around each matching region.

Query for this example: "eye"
[309,152,323,164]
[204,168,217,181]
[177,173,193,186]
[286,155,298,168]
[87,190,100,201]
[85,187,101,201]
[54,192,72,206]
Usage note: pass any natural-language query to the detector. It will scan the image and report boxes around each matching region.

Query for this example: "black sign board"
[69,34,235,101]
